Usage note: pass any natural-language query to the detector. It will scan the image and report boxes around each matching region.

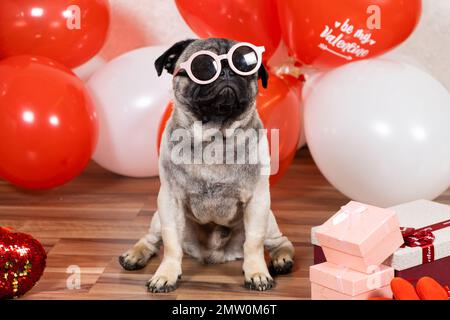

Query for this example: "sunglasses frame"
[175,42,265,85]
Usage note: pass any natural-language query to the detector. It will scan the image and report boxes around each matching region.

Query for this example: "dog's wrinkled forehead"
[177,38,238,65]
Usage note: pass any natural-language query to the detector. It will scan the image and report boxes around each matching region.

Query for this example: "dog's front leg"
[243,178,274,291]
[147,184,184,293]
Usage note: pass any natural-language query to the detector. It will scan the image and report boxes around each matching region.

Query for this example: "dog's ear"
[258,64,269,89]
[155,39,195,76]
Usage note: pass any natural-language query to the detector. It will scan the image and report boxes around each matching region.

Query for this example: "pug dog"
[119,38,294,293]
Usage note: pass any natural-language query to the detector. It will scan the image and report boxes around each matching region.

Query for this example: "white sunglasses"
[174,42,265,85]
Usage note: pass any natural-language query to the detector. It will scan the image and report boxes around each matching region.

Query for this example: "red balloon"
[258,73,302,185]
[278,0,422,68]
[1,55,76,75]
[0,56,98,190]
[0,0,110,68]
[157,73,302,186]
[175,0,281,61]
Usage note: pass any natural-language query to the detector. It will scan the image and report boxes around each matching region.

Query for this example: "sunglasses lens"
[232,46,259,73]
[191,54,219,81]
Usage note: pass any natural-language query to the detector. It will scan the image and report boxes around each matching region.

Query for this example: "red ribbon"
[400,219,450,264]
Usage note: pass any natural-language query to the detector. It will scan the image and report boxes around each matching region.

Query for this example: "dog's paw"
[147,274,180,293]
[119,252,146,271]
[119,244,154,271]
[244,272,274,291]
[269,246,294,275]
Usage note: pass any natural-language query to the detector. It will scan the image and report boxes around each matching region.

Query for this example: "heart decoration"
[0,227,47,299]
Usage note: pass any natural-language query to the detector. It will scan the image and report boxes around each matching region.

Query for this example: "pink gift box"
[313,200,450,285]
[316,201,404,273]
[310,262,394,300]
[311,283,392,300]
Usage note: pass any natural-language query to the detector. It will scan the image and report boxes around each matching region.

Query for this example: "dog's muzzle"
[214,86,237,116]
[193,83,248,122]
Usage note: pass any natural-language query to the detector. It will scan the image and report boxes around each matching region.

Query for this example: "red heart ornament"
[0,227,47,299]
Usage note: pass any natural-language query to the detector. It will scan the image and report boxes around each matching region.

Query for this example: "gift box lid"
[310,262,394,296]
[316,201,401,257]
[312,200,450,271]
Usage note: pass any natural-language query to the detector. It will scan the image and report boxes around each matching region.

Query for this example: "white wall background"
[99,0,450,89]
[394,0,450,89]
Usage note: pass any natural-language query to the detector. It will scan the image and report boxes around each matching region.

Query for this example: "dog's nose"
[220,67,235,79]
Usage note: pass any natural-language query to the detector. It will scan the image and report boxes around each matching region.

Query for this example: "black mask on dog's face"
[155,38,269,123]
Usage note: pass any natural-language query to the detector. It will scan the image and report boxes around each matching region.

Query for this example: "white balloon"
[297,103,307,149]
[304,58,450,207]
[73,56,107,82]
[87,46,172,177]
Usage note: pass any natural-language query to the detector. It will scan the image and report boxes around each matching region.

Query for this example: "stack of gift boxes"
[311,200,450,299]
[310,201,404,299]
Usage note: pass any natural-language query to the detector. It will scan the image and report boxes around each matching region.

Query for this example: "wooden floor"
[1,148,449,300]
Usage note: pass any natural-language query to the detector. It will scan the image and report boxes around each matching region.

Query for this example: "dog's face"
[155,38,268,124]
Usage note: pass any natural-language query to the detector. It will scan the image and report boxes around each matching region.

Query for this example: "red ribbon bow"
[401,227,436,264]
[402,227,436,248]
[400,219,450,264]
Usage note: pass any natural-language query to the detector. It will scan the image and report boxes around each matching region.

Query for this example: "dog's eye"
[191,54,219,81]
[232,46,258,73]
